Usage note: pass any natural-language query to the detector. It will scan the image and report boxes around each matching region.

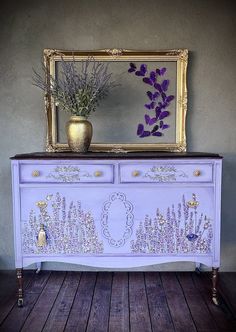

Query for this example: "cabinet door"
[20,187,110,255]
[126,187,214,256]
[20,186,214,257]
[101,187,214,256]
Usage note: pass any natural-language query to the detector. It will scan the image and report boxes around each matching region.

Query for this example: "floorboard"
[145,272,174,332]
[177,272,219,331]
[86,272,112,332]
[161,272,197,332]
[129,272,152,332]
[109,272,129,332]
[0,271,32,325]
[0,271,235,332]
[42,272,81,332]
[21,271,66,332]
[192,272,236,332]
[0,271,50,332]
[219,273,236,317]
[65,272,97,332]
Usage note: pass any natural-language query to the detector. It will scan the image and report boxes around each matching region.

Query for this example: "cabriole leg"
[16,268,23,307]
[212,267,220,306]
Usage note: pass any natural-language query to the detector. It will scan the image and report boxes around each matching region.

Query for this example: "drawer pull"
[37,224,47,247]
[94,171,103,177]
[132,170,140,177]
[193,170,201,177]
[32,170,40,177]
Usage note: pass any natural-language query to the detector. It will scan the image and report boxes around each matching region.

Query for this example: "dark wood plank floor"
[0,271,236,332]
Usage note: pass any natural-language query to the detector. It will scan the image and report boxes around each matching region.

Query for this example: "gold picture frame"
[44,48,188,152]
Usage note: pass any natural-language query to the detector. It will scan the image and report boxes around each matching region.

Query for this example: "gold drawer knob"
[94,171,102,177]
[193,170,201,177]
[32,170,40,177]
[132,170,140,177]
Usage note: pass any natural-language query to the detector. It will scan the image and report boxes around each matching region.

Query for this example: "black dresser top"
[11,152,223,160]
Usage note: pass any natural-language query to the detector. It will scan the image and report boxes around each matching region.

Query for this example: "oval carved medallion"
[101,192,134,247]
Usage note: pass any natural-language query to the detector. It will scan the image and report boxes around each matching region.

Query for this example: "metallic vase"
[66,116,93,152]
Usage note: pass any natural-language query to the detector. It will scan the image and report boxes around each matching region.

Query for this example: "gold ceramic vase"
[66,116,93,152]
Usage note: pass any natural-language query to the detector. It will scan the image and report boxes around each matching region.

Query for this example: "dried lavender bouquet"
[33,56,117,118]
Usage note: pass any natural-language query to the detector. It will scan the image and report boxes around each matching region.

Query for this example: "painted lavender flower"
[128,62,175,138]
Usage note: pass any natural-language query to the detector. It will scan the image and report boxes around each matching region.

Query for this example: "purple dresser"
[11,152,222,306]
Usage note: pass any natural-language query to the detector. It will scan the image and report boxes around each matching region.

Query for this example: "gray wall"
[0,0,236,271]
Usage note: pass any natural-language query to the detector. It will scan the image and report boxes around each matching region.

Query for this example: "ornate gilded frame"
[44,49,188,152]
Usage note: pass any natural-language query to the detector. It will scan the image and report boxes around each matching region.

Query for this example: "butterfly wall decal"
[128,62,175,139]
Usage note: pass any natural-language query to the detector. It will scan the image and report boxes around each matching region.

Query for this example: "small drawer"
[20,164,114,183]
[119,163,213,183]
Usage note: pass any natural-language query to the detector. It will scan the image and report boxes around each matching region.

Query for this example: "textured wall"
[0,0,236,270]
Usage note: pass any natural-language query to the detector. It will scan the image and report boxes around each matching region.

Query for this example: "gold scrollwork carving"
[104,48,123,57]
[144,165,188,182]
[179,49,188,64]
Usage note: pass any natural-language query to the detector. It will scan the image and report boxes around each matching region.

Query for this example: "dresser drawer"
[20,164,114,183]
[119,163,213,183]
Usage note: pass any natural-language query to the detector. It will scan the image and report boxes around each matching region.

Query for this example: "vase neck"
[70,116,88,121]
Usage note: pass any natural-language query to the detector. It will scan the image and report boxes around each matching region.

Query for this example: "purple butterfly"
[151,125,159,133]
[159,111,170,120]
[143,77,153,85]
[139,130,151,138]
[156,67,166,76]
[160,121,169,130]
[145,101,155,110]
[137,124,144,136]
[154,82,162,93]
[128,62,137,73]
[161,79,169,91]
[145,114,157,126]
[162,124,169,129]
[149,71,156,83]
[147,91,159,100]
[166,95,175,103]
[135,64,147,76]
[152,131,162,136]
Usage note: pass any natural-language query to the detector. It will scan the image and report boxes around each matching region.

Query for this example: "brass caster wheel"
[17,298,24,307]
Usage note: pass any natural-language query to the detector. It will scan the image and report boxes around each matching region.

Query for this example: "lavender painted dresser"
[11,152,222,306]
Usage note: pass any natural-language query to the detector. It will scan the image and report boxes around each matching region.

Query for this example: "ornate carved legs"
[212,267,220,306]
[16,268,23,307]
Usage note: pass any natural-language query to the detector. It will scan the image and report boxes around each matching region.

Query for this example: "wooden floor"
[0,271,236,332]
